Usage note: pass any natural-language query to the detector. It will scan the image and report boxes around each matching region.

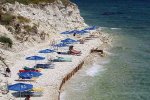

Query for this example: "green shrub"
[0,13,15,25]
[17,16,30,23]
[0,36,13,48]
[24,25,32,32]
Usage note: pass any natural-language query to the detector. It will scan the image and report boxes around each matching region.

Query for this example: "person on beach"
[79,38,84,44]
[5,67,11,77]
[73,33,76,36]
[68,45,81,55]
[25,95,30,100]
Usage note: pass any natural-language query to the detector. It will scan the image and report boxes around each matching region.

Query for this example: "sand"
[0,30,111,100]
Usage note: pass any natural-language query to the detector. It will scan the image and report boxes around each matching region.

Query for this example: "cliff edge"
[0,0,87,52]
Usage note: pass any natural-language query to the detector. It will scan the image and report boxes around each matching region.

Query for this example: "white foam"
[99,60,110,65]
[105,51,115,56]
[100,27,108,29]
[110,28,121,30]
[86,64,105,77]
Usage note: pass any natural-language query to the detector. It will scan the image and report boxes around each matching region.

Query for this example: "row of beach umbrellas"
[7,26,97,99]
[8,38,78,96]
[60,26,97,35]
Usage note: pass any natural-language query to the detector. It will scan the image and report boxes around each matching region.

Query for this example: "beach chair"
[31,87,44,92]
[12,91,43,97]
[35,64,55,69]
[15,78,37,82]
[57,51,69,55]
[57,51,81,56]
[51,57,72,62]
[19,69,40,73]
[24,66,36,70]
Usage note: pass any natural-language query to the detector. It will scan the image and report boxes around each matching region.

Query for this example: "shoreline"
[58,61,84,100]
[58,35,111,100]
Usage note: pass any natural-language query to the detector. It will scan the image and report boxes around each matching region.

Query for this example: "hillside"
[1,0,69,5]
[0,0,87,52]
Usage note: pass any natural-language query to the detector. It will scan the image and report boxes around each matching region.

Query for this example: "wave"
[110,28,121,30]
[99,59,110,65]
[105,51,115,56]
[86,64,105,77]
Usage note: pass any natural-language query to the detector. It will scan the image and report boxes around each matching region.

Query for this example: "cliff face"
[0,0,87,52]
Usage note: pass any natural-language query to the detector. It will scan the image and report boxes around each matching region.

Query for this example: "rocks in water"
[91,49,103,54]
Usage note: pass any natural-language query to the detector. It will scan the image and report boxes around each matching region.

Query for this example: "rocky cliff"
[0,0,87,52]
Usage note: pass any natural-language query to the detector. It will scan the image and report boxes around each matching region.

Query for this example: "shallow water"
[61,0,150,100]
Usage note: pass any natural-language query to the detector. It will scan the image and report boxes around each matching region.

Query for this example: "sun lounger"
[15,78,37,82]
[24,66,36,70]
[35,64,55,69]
[57,51,81,56]
[57,52,69,55]
[19,70,40,73]
[31,87,44,92]
[51,57,72,62]
[12,91,43,97]
[84,37,93,40]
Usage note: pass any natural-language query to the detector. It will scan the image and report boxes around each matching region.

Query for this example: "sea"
[60,0,150,100]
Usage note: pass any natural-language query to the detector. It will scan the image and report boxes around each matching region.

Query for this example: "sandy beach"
[0,29,111,100]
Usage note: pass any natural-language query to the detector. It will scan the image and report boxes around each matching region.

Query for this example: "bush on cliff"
[0,12,15,25]
[17,16,30,23]
[0,36,13,48]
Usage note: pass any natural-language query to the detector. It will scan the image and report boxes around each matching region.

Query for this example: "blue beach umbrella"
[18,71,42,79]
[61,38,78,44]
[60,31,70,34]
[77,30,88,35]
[8,83,33,92]
[69,30,80,34]
[8,83,33,99]
[39,49,55,59]
[80,30,88,33]
[54,43,69,51]
[54,43,69,47]
[18,74,32,79]
[26,56,45,60]
[26,56,45,67]
[84,26,97,31]
[39,49,55,53]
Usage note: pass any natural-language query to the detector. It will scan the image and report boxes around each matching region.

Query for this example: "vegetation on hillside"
[0,11,30,26]
[17,16,31,23]
[1,0,70,6]
[0,36,13,48]
[0,12,15,25]
[0,0,71,49]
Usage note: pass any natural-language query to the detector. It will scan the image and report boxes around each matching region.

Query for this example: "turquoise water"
[61,0,150,100]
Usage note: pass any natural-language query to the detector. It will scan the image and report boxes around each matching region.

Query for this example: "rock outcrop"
[0,0,87,52]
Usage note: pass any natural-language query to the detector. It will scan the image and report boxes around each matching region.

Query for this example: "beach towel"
[52,57,72,62]
[35,64,54,69]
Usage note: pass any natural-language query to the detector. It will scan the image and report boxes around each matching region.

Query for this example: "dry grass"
[17,15,30,23]
[0,36,13,48]
[0,12,15,25]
